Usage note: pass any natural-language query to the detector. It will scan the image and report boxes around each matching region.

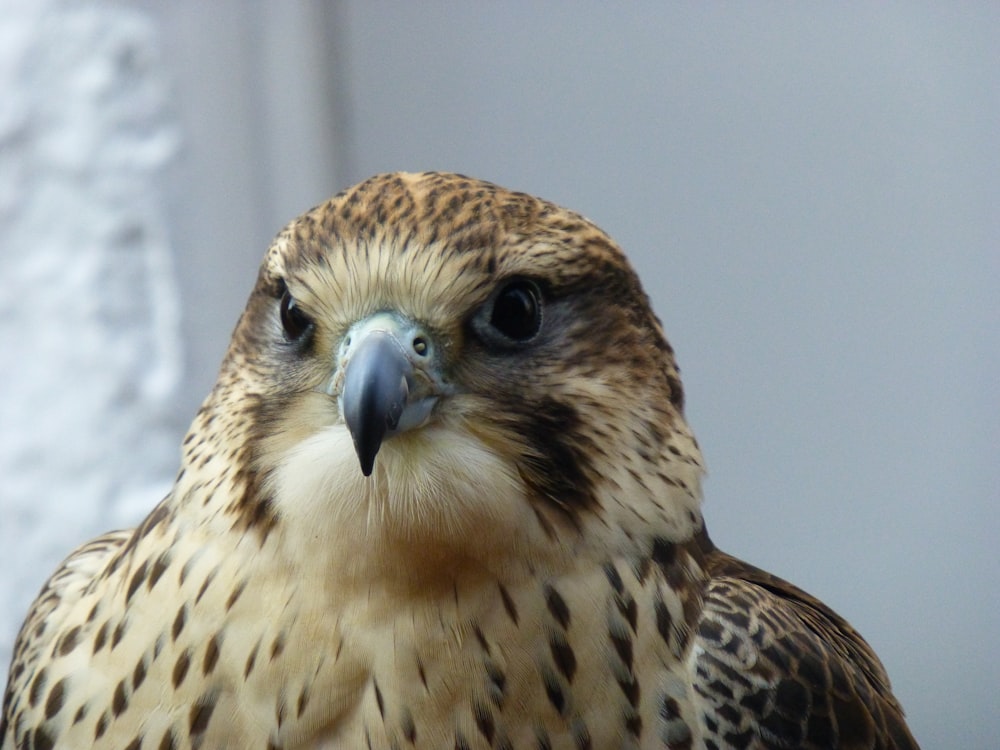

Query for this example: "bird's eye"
[279,289,313,341]
[487,280,542,343]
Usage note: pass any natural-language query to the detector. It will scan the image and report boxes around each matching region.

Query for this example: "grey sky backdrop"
[6,3,997,746]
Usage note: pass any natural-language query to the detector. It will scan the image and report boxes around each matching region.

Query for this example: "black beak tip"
[351,430,382,478]
[359,452,376,477]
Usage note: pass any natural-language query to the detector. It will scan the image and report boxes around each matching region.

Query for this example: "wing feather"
[693,551,920,749]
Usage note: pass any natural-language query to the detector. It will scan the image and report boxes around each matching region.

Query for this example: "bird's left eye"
[491,281,541,341]
[279,289,314,341]
[472,279,543,349]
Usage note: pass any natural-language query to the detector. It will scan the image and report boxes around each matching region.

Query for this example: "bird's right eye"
[279,288,313,341]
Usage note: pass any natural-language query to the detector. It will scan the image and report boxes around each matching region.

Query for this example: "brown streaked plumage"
[2,172,919,749]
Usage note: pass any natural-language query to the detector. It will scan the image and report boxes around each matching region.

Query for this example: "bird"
[1,171,919,749]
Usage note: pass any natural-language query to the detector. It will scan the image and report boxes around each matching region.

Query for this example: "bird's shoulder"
[692,549,920,749]
[2,528,131,746]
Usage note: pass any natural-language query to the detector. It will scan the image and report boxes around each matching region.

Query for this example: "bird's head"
[194,173,704,584]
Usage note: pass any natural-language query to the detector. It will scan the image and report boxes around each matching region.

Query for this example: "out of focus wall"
[0,1,181,664]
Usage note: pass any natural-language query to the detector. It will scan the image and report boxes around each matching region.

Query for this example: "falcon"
[2,172,919,749]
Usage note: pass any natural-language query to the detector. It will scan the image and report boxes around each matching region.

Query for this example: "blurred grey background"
[1,2,997,746]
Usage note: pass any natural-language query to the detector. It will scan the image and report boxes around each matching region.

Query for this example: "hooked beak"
[338,313,443,476]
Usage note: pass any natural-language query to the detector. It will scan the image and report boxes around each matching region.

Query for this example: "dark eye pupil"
[280,290,312,340]
[490,282,541,341]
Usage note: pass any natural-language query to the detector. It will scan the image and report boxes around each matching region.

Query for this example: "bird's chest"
[278,560,705,750]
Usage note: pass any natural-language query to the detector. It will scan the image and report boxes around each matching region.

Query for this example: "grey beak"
[341,330,413,476]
